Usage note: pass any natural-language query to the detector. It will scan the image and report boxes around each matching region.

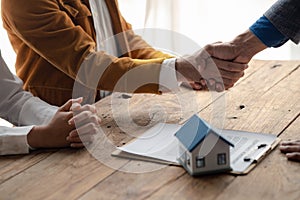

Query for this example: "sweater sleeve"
[264,0,300,44]
[249,15,289,47]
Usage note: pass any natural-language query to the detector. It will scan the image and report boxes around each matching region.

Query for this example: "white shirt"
[87,0,178,96]
[0,51,57,155]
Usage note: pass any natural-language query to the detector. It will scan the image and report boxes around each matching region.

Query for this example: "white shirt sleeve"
[159,58,180,92]
[0,51,58,155]
[0,126,33,155]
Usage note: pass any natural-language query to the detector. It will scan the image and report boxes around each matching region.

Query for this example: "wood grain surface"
[0,60,299,200]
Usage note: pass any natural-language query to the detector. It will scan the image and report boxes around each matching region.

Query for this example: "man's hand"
[205,30,267,64]
[279,140,300,162]
[179,29,267,91]
[175,45,248,92]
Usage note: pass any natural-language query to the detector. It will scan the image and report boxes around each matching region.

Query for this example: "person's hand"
[279,140,300,162]
[67,100,101,148]
[27,98,100,149]
[205,29,267,64]
[175,45,248,92]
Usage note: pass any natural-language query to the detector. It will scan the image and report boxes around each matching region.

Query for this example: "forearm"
[78,51,165,94]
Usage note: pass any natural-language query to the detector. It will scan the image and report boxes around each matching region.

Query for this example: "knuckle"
[87,105,96,112]
[83,111,90,118]
[90,115,98,124]
[88,123,97,130]
[67,112,74,119]
[204,44,213,53]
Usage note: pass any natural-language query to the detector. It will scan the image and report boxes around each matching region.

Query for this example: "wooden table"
[1,60,300,200]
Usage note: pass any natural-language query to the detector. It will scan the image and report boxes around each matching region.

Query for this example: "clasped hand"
[175,43,248,92]
[27,97,101,149]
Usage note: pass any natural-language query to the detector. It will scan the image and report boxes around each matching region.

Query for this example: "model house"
[175,114,234,176]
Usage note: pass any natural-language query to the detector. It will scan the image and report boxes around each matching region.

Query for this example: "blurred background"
[1,0,299,74]
[118,0,299,59]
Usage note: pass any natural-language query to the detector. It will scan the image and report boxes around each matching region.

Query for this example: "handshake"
[175,30,267,91]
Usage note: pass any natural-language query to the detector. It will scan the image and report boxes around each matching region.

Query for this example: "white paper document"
[114,123,279,174]
[117,123,181,164]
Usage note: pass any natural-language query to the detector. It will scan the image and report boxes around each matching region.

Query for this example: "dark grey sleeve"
[264,0,300,44]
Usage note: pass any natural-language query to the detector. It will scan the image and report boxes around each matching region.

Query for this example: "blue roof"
[175,115,234,152]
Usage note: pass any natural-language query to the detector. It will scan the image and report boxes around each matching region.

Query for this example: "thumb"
[205,42,237,61]
[59,97,83,112]
[72,97,83,104]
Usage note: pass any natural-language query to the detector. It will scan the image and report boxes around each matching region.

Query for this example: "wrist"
[27,125,47,148]
[175,58,183,82]
[175,58,189,82]
[231,29,267,63]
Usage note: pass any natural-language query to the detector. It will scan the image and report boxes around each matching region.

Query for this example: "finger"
[68,127,97,138]
[70,143,85,148]
[67,134,94,143]
[217,69,245,83]
[204,79,217,91]
[207,78,216,88]
[201,77,234,91]
[70,102,82,111]
[69,128,98,138]
[72,97,83,104]
[200,63,244,85]
[213,58,248,72]
[75,104,97,113]
[205,43,241,62]
[59,97,83,112]
[69,111,101,126]
[217,78,236,90]
[181,82,203,90]
[202,70,243,90]
[280,140,300,146]
[59,100,73,112]
[286,152,300,162]
[219,69,245,81]
[70,98,85,111]
[180,82,193,90]
[69,123,99,138]
[279,145,300,153]
[215,82,225,92]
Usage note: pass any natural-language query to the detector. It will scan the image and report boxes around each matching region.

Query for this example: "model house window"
[196,156,205,168]
[187,156,191,166]
[217,153,227,165]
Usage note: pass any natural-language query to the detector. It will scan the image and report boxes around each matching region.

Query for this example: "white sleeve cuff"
[0,126,33,155]
[159,58,180,92]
